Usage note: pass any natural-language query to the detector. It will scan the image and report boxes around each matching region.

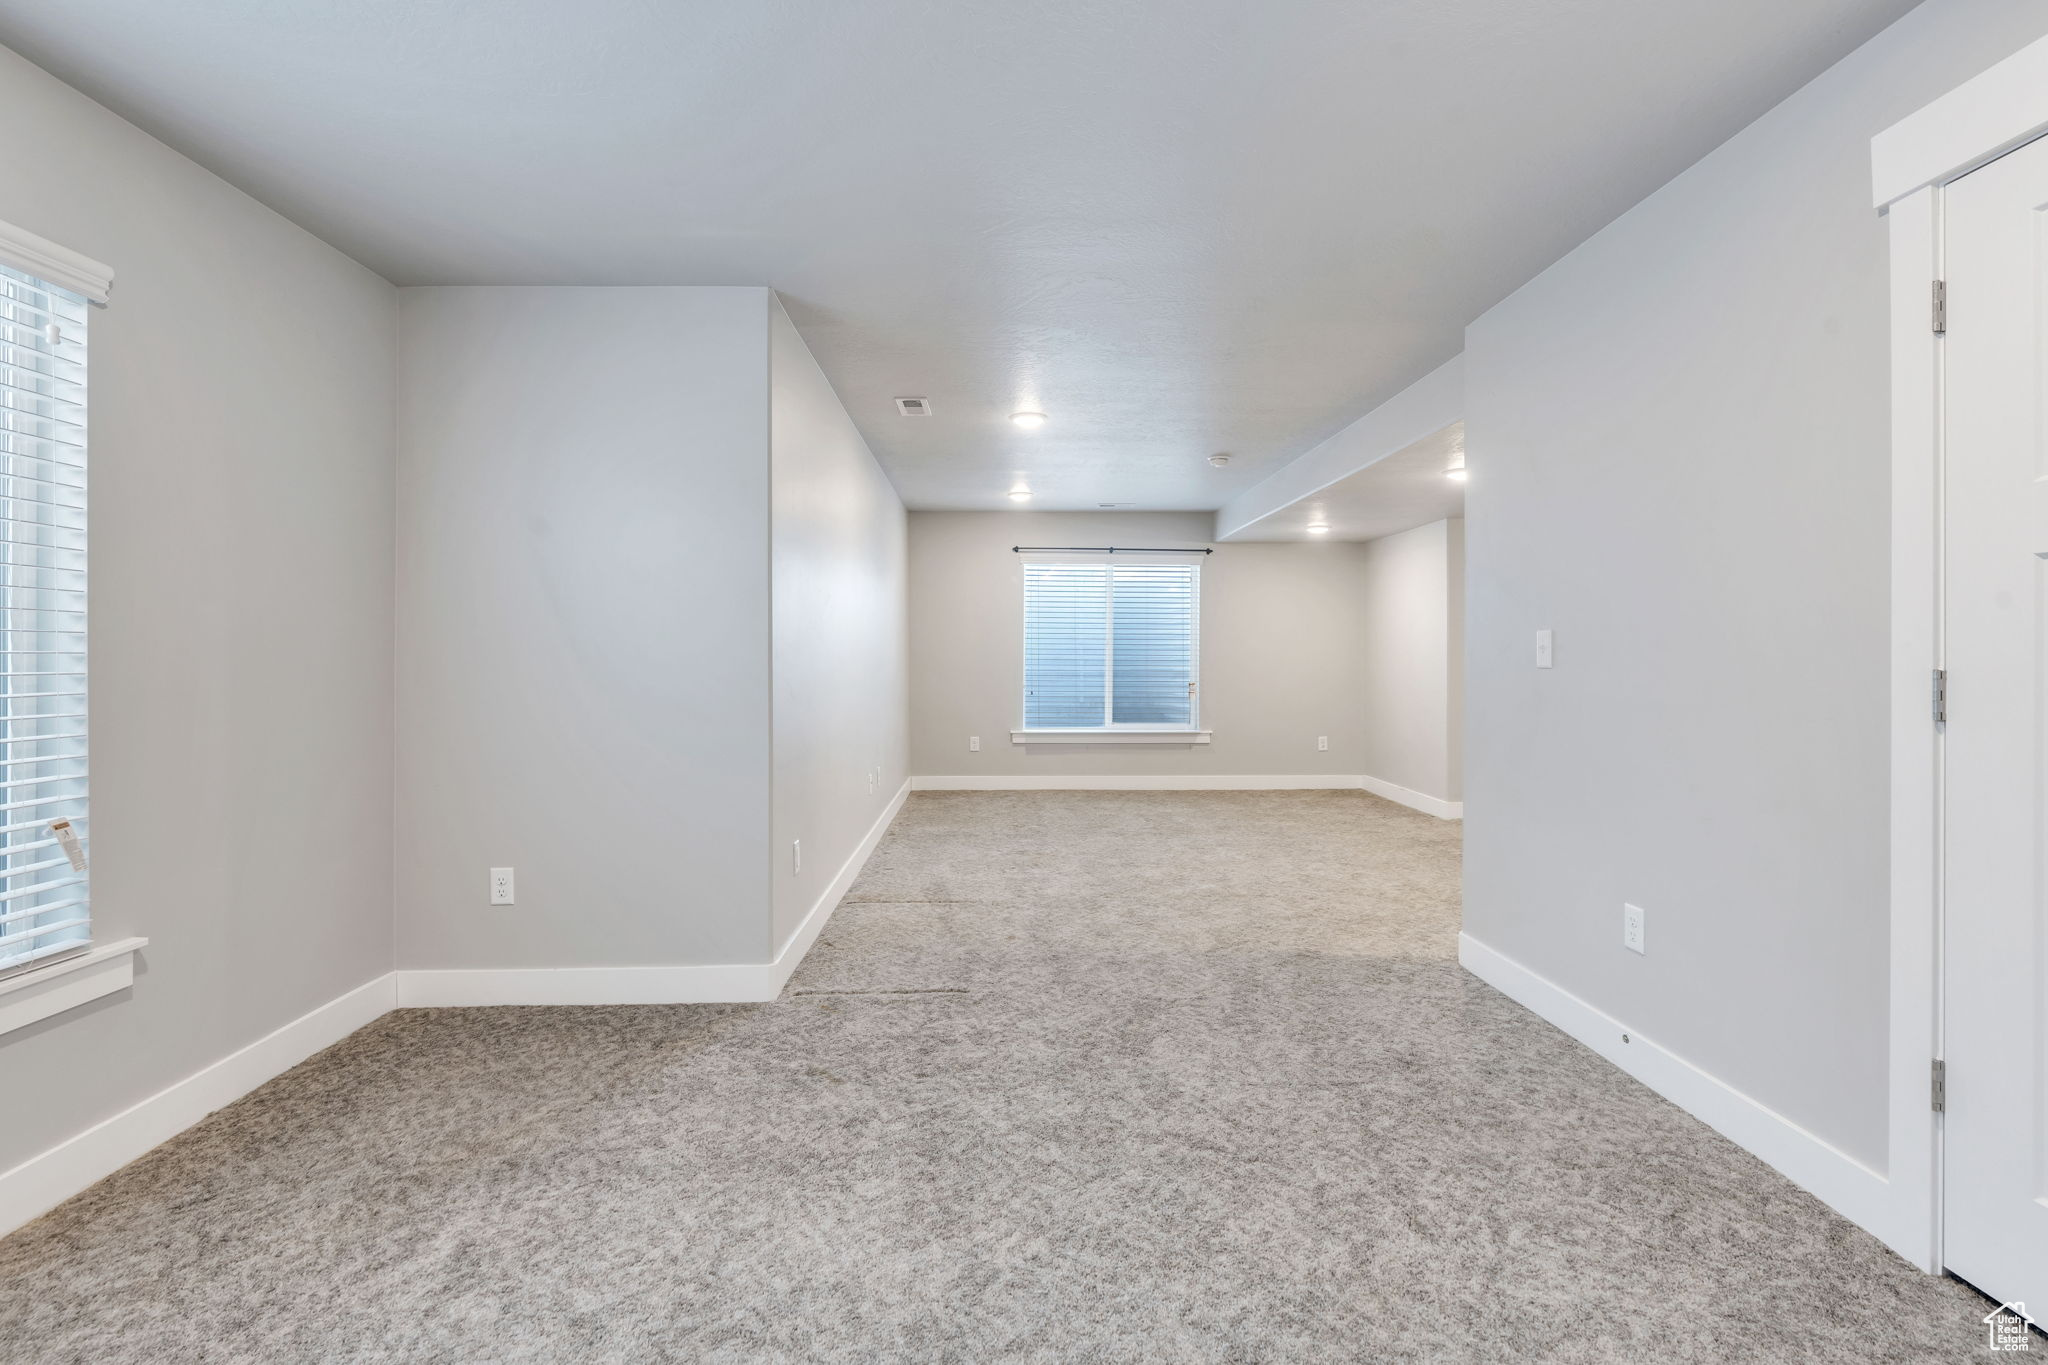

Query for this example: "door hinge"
[1932,668,1947,724]
[1932,279,1947,335]
[1931,1058,1946,1113]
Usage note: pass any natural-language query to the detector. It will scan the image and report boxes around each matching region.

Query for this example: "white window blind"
[0,263,88,976]
[1022,559,1198,729]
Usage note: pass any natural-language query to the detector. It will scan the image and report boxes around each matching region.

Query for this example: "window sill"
[0,937,146,1038]
[1012,729,1213,746]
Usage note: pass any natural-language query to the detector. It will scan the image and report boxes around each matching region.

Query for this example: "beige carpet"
[0,791,2000,1361]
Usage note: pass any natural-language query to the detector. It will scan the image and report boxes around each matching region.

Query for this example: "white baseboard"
[767,778,909,992]
[0,786,920,1238]
[0,971,396,1238]
[395,781,912,1008]
[909,773,1462,817]
[910,773,1364,791]
[1357,774,1462,819]
[394,961,782,1007]
[1457,932,1907,1257]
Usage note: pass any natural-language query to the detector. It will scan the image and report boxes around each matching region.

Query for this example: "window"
[1021,558,1200,732]
[0,261,90,976]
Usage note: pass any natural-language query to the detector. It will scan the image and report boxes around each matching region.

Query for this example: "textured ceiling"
[1226,423,1465,542]
[0,0,1917,508]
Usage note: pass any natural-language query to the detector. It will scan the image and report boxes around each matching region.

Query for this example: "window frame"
[0,219,140,1039]
[1014,553,1210,743]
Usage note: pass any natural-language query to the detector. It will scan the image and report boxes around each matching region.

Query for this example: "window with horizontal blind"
[0,262,89,977]
[1022,559,1199,730]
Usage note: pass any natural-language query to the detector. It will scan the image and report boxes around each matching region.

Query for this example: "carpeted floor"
[0,791,2002,1362]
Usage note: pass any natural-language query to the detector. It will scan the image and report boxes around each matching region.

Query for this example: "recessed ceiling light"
[1008,489,1033,501]
[1306,524,1331,535]
[1010,411,1047,430]
[1209,454,1231,467]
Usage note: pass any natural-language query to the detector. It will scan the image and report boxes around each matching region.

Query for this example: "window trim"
[1011,729,1213,745]
[0,936,145,1038]
[1017,556,1204,736]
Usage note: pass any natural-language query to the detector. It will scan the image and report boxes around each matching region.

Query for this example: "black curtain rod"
[1011,546,1212,554]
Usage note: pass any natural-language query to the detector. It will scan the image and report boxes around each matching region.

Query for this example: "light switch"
[1535,629,1554,669]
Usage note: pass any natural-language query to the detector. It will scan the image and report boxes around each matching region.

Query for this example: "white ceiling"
[0,0,1916,509]
[1228,423,1465,542]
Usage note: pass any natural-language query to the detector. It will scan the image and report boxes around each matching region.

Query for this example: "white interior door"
[1944,130,2048,1312]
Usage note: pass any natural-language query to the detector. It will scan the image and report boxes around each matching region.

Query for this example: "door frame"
[1876,31,2048,1274]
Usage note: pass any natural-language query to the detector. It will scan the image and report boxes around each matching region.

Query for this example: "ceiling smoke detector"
[895,397,932,417]
[1208,454,1230,467]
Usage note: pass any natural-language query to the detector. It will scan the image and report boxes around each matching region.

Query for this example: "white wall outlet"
[1623,902,1645,954]
[489,867,514,906]
[1317,735,1329,751]
[792,839,802,874]
[1536,629,1555,669]
[969,735,980,752]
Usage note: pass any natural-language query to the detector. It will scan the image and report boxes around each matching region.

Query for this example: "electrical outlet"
[489,867,514,906]
[1623,903,1645,954]
[792,840,802,874]
[969,735,980,752]
[1536,629,1555,669]
[1317,735,1329,751]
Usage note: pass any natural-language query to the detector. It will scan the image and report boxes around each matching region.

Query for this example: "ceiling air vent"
[895,397,932,417]
[1098,502,1136,508]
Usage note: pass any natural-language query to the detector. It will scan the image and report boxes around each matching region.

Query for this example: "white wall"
[396,287,774,969]
[0,47,396,1173]
[769,300,908,953]
[1358,518,1463,804]
[1462,0,2048,1174]
[908,511,1369,780]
